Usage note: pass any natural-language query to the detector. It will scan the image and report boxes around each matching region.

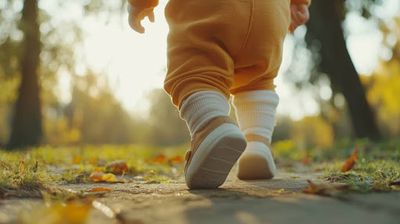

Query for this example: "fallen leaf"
[341,145,359,172]
[87,187,113,193]
[303,180,320,194]
[102,173,118,182]
[89,171,118,183]
[72,155,81,164]
[168,155,184,164]
[150,154,167,164]
[106,160,129,175]
[303,180,349,196]
[89,171,104,182]
[22,200,93,224]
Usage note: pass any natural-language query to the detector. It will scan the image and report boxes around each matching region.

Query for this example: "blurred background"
[0,0,399,150]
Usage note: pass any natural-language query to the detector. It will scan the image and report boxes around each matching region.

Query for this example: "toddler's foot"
[237,135,276,180]
[184,116,246,189]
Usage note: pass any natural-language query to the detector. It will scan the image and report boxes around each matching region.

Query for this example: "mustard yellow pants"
[164,0,291,107]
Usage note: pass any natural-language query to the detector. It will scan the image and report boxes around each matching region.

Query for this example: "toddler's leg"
[229,0,290,180]
[232,90,279,179]
[163,0,255,188]
[180,91,246,189]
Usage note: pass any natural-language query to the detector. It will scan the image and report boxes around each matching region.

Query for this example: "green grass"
[273,139,400,192]
[1,140,399,197]
[0,145,187,197]
[322,160,400,192]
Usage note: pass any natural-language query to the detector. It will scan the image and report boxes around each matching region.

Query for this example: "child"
[128,0,310,189]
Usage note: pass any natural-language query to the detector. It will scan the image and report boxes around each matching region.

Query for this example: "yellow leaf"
[89,171,118,183]
[102,173,117,183]
[22,200,92,224]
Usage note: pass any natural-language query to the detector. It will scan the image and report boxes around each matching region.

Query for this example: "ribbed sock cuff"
[180,91,230,135]
[233,90,279,143]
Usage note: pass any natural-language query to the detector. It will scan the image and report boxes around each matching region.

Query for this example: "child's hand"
[128,0,159,34]
[289,4,310,32]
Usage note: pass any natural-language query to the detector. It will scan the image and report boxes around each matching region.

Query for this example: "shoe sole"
[237,153,274,180]
[185,124,246,189]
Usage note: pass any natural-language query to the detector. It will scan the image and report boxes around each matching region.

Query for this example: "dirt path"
[1,171,400,224]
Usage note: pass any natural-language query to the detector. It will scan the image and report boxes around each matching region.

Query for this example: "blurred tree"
[63,73,135,144]
[272,116,294,142]
[0,0,125,148]
[365,60,400,137]
[293,116,334,149]
[7,0,42,148]
[147,89,189,146]
[304,0,382,140]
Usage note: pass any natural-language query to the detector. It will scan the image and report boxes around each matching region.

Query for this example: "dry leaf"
[89,171,118,183]
[168,155,184,164]
[151,154,167,164]
[106,160,129,175]
[303,180,349,196]
[87,187,113,193]
[89,171,104,182]
[72,155,81,164]
[341,145,359,172]
[22,200,92,224]
[303,180,321,194]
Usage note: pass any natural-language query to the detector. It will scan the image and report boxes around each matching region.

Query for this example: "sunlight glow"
[61,0,397,119]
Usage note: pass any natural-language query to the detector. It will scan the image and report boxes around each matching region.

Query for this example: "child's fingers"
[133,15,146,33]
[129,14,145,33]
[148,10,155,23]
[128,6,146,33]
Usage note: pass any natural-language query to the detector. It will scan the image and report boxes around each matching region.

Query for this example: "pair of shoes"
[184,116,275,189]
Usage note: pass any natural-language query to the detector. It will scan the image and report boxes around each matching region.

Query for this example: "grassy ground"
[0,145,187,197]
[0,140,399,198]
[274,139,400,192]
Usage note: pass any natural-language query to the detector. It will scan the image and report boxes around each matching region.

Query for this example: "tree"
[2,0,125,148]
[147,89,189,146]
[304,0,382,140]
[63,73,135,144]
[7,0,42,148]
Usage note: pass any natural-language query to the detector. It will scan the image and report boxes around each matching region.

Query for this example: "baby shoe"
[237,134,276,180]
[184,116,247,189]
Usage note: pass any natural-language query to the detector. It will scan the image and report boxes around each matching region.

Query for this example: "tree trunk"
[305,0,381,140]
[7,0,42,148]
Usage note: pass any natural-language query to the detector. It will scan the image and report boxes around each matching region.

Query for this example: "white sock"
[180,91,230,136]
[232,90,279,142]
[232,90,279,179]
